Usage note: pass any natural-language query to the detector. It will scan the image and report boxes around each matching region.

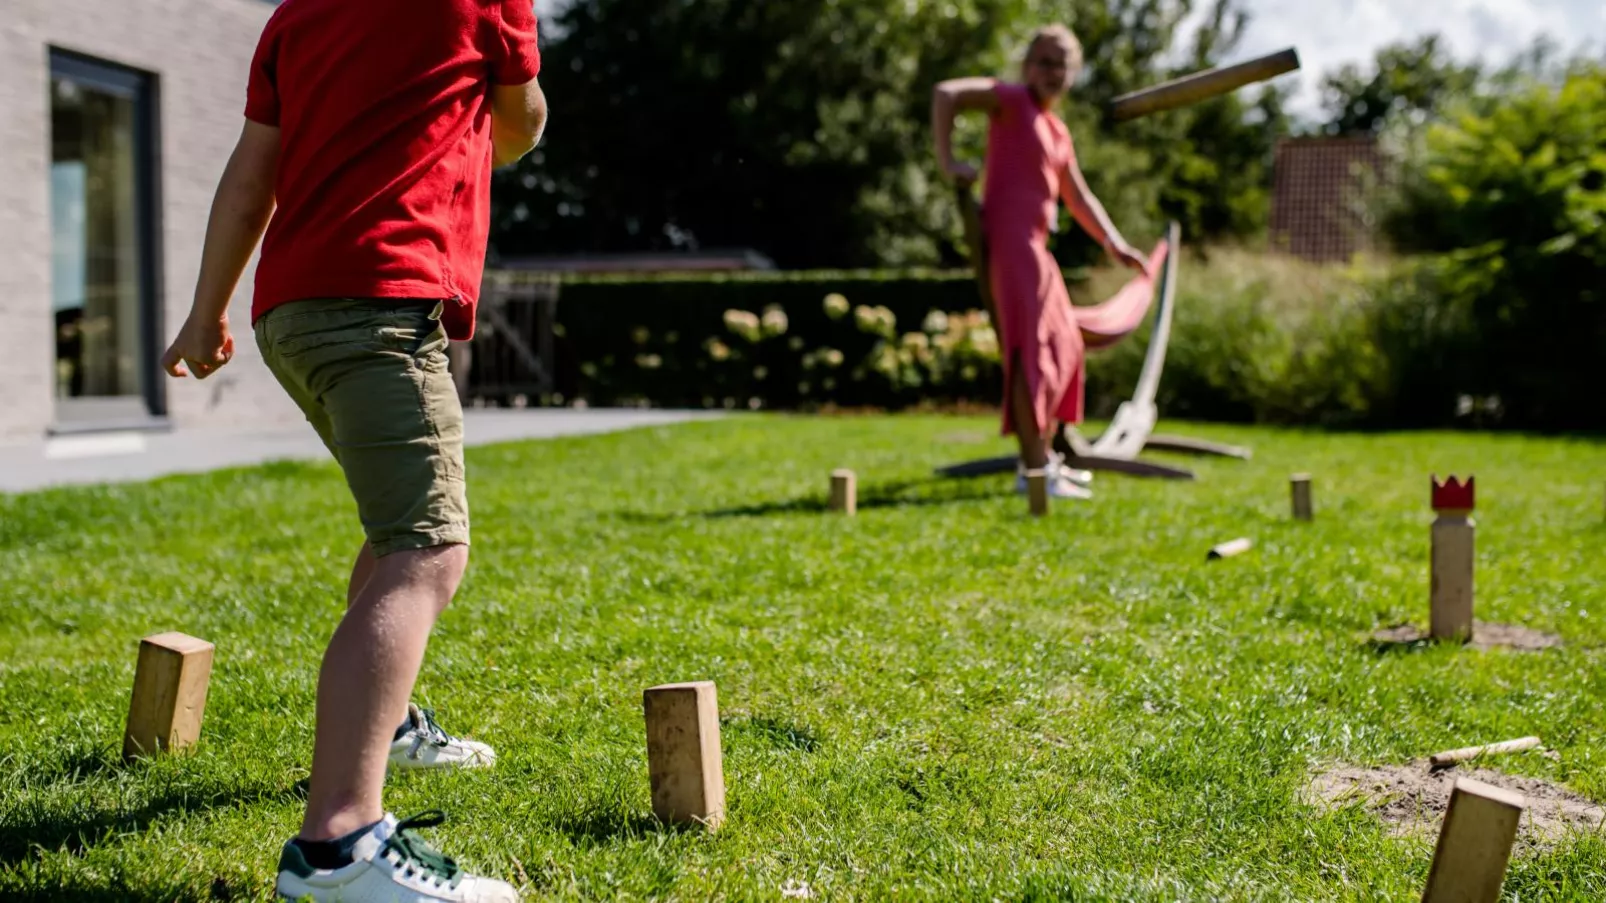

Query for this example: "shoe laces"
[412,706,454,746]
[382,811,463,889]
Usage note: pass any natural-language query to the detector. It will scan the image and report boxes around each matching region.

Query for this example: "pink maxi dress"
[983,81,1084,437]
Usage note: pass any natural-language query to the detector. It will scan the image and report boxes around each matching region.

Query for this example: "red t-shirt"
[245,0,541,340]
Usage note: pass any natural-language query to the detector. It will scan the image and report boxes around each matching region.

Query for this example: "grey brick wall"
[0,0,299,441]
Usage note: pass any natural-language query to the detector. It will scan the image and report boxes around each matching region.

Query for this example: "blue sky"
[1191,0,1604,115]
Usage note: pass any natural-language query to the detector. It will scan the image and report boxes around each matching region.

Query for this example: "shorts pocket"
[377,317,447,358]
[272,310,402,358]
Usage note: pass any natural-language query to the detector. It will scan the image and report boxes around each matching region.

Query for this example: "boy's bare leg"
[300,543,468,841]
[347,540,414,732]
[346,541,377,609]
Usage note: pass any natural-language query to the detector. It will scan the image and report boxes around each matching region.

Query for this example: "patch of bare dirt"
[1307,763,1603,844]
[1371,621,1562,652]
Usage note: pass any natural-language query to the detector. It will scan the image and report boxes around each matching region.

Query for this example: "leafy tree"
[1380,64,1606,428]
[494,0,1287,268]
[1319,36,1480,135]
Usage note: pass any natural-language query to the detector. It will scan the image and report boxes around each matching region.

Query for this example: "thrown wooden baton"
[1110,48,1301,121]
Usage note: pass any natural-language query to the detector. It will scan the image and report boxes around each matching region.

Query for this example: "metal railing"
[451,271,560,407]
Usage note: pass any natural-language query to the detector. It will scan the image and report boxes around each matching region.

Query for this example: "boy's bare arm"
[491,78,547,167]
[162,120,280,380]
[932,77,999,184]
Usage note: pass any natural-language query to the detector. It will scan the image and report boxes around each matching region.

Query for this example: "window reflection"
[49,55,155,421]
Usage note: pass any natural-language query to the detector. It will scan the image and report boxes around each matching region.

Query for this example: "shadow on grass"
[1367,639,1435,657]
[550,809,694,846]
[1367,622,1562,655]
[721,715,821,753]
[0,779,302,868]
[0,882,226,903]
[1366,624,1436,656]
[16,743,311,800]
[13,743,128,786]
[614,479,1007,522]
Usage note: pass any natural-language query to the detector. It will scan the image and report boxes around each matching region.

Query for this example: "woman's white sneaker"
[1014,467,1094,500]
[1046,452,1094,486]
[275,812,518,902]
[389,704,496,771]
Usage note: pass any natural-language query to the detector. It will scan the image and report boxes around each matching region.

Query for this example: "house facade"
[1269,136,1387,264]
[0,0,298,443]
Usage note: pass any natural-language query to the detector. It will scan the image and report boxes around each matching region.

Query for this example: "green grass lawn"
[2,416,1604,901]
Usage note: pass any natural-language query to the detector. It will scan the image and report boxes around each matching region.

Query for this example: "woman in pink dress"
[932,25,1149,500]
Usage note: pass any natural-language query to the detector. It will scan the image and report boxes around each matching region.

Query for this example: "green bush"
[536,251,1401,426]
[1083,248,1390,426]
[1380,64,1606,429]
[548,270,1008,409]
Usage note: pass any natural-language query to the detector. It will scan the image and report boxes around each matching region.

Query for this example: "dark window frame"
[47,48,167,423]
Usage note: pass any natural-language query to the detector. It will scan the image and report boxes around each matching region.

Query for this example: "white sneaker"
[276,813,519,902]
[1016,456,1093,489]
[1047,452,1093,487]
[1014,467,1094,500]
[389,704,496,771]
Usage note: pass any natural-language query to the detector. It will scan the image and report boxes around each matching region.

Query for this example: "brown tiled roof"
[1270,137,1386,263]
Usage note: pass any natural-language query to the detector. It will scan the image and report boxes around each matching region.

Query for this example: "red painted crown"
[1431,475,1475,511]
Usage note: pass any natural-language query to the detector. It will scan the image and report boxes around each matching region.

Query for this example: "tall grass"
[1083,248,1399,427]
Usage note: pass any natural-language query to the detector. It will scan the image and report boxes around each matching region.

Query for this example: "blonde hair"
[1025,24,1084,77]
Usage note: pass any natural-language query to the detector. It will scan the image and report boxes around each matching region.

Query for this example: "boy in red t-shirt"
[160,2,545,900]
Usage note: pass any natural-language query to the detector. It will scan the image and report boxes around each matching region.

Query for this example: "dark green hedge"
[544,271,1010,410]
[517,252,1544,429]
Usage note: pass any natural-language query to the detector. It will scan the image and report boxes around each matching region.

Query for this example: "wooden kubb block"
[1290,473,1313,521]
[1430,475,1476,643]
[123,632,214,760]
[1422,778,1525,903]
[829,469,857,516]
[643,681,726,830]
[1431,517,1475,641]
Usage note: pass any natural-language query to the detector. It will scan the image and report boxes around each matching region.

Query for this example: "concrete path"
[0,409,721,493]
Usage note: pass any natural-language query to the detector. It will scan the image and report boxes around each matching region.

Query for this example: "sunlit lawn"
[2,416,1603,900]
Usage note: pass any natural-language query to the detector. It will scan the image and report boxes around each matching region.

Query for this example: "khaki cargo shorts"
[255,298,469,556]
